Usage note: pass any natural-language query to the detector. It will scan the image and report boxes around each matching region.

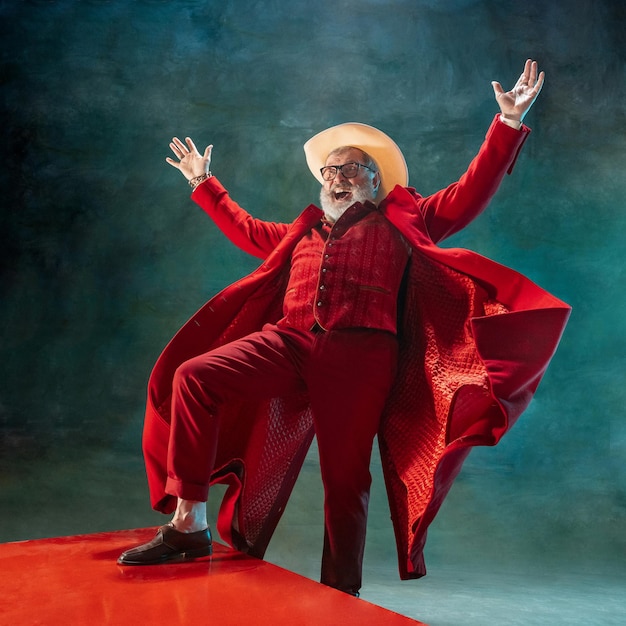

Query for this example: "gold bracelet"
[188,172,212,189]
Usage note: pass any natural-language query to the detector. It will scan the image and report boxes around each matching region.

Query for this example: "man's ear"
[373,171,381,195]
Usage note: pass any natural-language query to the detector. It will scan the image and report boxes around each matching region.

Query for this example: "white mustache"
[331,184,353,193]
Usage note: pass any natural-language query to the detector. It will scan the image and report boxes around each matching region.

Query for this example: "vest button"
[317,301,323,307]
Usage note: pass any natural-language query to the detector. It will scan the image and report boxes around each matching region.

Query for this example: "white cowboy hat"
[303,122,408,200]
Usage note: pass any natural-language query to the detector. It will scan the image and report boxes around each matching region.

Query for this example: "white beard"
[319,184,377,223]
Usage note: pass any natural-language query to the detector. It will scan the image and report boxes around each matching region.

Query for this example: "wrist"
[499,114,522,130]
[189,172,212,190]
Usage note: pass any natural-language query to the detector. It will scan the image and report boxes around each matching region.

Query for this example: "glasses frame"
[320,161,376,182]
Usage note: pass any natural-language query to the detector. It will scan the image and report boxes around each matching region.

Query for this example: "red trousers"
[166,324,398,594]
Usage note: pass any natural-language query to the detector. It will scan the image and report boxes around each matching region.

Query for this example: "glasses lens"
[341,163,359,178]
[321,166,337,181]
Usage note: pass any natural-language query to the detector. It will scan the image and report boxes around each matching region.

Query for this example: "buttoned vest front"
[278,202,411,332]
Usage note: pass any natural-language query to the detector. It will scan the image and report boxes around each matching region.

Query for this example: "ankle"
[170,499,208,533]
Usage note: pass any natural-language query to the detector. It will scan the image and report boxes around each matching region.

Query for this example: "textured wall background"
[1,0,624,602]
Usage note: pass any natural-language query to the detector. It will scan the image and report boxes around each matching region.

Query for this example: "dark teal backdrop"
[1,0,624,618]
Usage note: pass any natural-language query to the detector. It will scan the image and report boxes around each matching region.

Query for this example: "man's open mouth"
[333,189,352,201]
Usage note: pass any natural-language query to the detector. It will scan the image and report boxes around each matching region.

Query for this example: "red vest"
[278,202,410,332]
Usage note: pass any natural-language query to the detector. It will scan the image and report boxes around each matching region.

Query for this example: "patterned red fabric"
[379,253,509,576]
[141,115,571,577]
[279,202,410,332]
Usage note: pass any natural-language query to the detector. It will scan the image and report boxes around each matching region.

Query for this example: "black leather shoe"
[117,524,213,565]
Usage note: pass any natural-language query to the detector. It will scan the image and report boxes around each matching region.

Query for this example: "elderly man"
[118,60,570,597]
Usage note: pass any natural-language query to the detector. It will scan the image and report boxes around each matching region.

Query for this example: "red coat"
[142,115,571,579]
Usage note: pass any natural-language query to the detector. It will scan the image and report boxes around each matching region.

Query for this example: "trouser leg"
[307,329,398,595]
[165,327,310,502]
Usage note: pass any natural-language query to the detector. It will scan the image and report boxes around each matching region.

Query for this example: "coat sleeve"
[418,114,530,244]
[191,176,290,259]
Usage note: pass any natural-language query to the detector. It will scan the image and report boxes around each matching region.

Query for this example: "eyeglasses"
[320,161,376,181]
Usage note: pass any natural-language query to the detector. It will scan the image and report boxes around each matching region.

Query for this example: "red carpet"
[0,528,427,625]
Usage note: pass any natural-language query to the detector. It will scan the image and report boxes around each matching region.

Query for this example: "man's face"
[319,148,380,222]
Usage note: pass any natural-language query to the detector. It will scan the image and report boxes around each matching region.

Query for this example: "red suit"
[142,116,570,586]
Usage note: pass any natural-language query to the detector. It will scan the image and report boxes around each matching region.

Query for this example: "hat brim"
[303,122,408,200]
